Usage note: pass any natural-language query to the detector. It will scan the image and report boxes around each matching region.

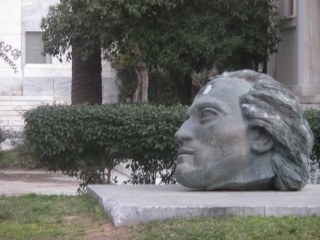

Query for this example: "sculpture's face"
[174,78,253,189]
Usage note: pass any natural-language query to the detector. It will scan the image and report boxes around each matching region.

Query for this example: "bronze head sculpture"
[175,70,314,191]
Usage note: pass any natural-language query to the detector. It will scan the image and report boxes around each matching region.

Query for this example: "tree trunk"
[133,69,142,102]
[140,62,149,102]
[71,39,102,105]
[262,60,267,73]
[133,45,149,103]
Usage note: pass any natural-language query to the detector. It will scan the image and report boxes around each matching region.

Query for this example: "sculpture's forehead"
[189,77,252,116]
[197,77,252,97]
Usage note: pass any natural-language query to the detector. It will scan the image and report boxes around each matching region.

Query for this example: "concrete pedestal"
[88,184,320,227]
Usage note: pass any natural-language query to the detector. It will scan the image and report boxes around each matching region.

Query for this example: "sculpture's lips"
[178,148,194,156]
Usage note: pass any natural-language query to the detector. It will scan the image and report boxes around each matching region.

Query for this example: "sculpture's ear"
[250,127,274,154]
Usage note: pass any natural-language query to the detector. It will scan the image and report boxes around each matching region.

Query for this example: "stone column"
[268,0,320,108]
[300,0,320,105]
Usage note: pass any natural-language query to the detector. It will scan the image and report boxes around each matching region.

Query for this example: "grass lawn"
[0,194,111,239]
[1,194,320,240]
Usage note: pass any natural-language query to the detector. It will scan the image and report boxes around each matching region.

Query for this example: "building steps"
[0,96,66,149]
[0,85,23,96]
[0,96,63,133]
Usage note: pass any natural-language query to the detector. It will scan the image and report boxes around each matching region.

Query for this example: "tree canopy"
[41,0,105,104]
[41,0,282,104]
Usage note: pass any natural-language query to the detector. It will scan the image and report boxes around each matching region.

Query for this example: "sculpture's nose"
[174,119,194,145]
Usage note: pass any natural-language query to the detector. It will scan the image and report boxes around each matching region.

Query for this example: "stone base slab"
[87,185,320,227]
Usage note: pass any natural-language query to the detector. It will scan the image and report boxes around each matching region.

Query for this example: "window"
[25,32,52,64]
[279,0,296,29]
[288,0,294,16]
[282,0,296,17]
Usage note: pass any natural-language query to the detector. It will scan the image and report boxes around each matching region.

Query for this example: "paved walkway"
[0,170,81,196]
[0,168,131,196]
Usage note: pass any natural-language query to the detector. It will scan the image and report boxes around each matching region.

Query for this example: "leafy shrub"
[305,109,320,161]
[0,126,5,159]
[305,108,320,183]
[0,129,39,168]
[23,103,187,190]
[0,128,4,145]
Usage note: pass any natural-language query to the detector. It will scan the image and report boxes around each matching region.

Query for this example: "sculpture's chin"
[176,154,194,165]
[175,161,204,188]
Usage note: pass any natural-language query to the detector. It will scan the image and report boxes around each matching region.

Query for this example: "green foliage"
[41,0,104,62]
[104,0,282,73]
[0,126,4,159]
[112,54,139,102]
[0,130,37,169]
[23,104,187,189]
[0,127,5,145]
[113,0,282,104]
[305,109,320,161]
[114,54,180,105]
[304,108,320,183]
[148,69,181,105]
[42,0,282,104]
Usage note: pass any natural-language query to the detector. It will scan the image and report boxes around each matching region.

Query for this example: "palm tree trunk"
[71,39,102,105]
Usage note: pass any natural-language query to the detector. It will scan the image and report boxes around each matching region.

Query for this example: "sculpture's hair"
[218,70,314,190]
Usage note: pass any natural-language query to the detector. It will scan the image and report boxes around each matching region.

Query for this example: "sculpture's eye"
[200,107,221,121]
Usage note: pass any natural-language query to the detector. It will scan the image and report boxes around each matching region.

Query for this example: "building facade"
[0,0,118,133]
[268,0,320,107]
[0,0,118,103]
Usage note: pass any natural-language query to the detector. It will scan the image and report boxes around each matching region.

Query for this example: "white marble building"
[268,0,320,108]
[0,0,118,133]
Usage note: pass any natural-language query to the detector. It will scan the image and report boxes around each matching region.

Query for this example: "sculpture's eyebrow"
[187,98,232,116]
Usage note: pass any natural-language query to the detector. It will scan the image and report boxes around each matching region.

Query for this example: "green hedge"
[22,104,320,189]
[305,109,320,161]
[0,127,4,148]
[305,108,320,183]
[23,103,187,190]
